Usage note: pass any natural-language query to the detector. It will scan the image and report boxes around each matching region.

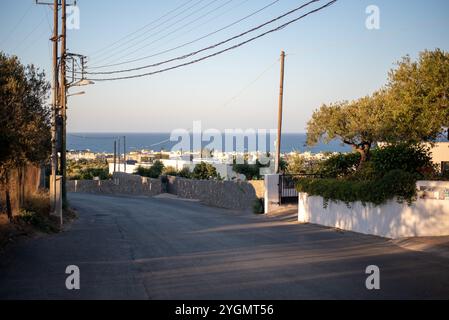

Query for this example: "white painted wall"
[298,191,449,239]
[108,163,144,175]
[264,174,280,214]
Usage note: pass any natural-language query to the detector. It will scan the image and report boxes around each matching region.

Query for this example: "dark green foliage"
[192,162,220,180]
[79,168,109,180]
[233,159,270,180]
[370,143,433,177]
[233,164,261,180]
[15,210,59,233]
[0,52,50,220]
[135,160,165,179]
[296,169,418,207]
[177,167,192,179]
[68,159,110,180]
[298,144,431,206]
[253,198,264,214]
[317,153,361,178]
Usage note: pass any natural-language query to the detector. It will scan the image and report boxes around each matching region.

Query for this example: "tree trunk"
[355,143,371,169]
[4,171,12,222]
[5,189,12,222]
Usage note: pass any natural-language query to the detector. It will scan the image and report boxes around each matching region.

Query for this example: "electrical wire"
[85,0,320,75]
[88,0,277,70]
[84,0,337,82]
[220,58,279,109]
[93,0,235,68]
[0,1,34,47]
[89,0,198,58]
[89,0,209,62]
[11,14,47,53]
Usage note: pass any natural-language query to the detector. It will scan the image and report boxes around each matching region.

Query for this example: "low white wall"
[298,193,449,239]
[264,174,279,214]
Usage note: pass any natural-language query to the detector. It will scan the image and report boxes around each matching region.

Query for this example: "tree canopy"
[307,49,449,165]
[0,52,51,175]
[0,52,50,219]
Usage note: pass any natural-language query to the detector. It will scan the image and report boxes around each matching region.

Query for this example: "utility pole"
[60,0,67,206]
[118,137,121,172]
[36,0,59,214]
[113,140,117,174]
[275,50,286,174]
[123,136,127,173]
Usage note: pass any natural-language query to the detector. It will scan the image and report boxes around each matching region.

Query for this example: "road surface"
[1,193,449,299]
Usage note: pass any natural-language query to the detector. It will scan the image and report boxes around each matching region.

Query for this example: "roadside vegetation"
[135,161,222,180]
[67,159,110,180]
[296,49,449,206]
[0,52,50,221]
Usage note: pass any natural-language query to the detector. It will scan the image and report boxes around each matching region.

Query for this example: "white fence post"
[264,174,280,214]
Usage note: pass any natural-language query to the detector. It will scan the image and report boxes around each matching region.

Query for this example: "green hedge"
[296,169,418,207]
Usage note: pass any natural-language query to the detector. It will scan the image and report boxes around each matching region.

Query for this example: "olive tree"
[0,52,50,220]
[306,92,388,166]
[306,49,449,168]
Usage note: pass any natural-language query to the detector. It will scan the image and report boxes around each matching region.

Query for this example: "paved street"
[1,193,449,300]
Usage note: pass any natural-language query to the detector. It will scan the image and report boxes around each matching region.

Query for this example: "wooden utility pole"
[117,137,121,172]
[60,0,68,205]
[275,50,286,174]
[123,136,127,173]
[50,0,59,213]
[113,140,117,173]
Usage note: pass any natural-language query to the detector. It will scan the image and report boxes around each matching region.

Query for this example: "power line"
[88,0,277,70]
[220,58,279,109]
[89,0,198,58]
[0,1,34,47]
[85,0,320,76]
[84,0,337,82]
[89,0,209,63]
[93,0,236,68]
[90,0,228,66]
[68,134,120,140]
[11,14,47,53]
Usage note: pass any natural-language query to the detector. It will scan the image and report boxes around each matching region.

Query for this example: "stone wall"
[67,172,162,197]
[248,180,265,199]
[167,176,261,211]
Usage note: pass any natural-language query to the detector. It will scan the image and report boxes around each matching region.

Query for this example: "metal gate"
[279,175,299,205]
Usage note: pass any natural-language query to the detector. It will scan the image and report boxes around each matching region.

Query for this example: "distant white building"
[67,150,96,161]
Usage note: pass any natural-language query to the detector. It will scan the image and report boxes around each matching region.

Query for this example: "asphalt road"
[1,193,449,300]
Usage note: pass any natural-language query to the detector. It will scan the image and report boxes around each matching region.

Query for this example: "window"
[442,162,449,174]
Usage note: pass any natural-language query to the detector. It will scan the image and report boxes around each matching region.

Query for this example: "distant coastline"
[68,132,352,154]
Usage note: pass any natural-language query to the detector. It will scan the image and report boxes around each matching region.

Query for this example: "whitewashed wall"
[264,174,280,214]
[298,189,449,239]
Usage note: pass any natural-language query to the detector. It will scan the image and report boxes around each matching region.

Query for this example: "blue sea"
[67,133,352,154]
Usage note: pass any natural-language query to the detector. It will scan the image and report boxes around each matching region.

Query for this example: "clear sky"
[1,0,449,133]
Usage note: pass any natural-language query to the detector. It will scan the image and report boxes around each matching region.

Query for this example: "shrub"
[68,159,109,180]
[15,210,59,233]
[316,153,361,178]
[192,162,220,180]
[135,160,165,179]
[370,143,432,176]
[178,167,192,179]
[296,169,418,207]
[233,164,261,180]
[23,190,50,216]
[163,166,178,176]
[253,198,264,214]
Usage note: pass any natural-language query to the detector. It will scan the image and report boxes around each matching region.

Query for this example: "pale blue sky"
[1,0,449,133]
